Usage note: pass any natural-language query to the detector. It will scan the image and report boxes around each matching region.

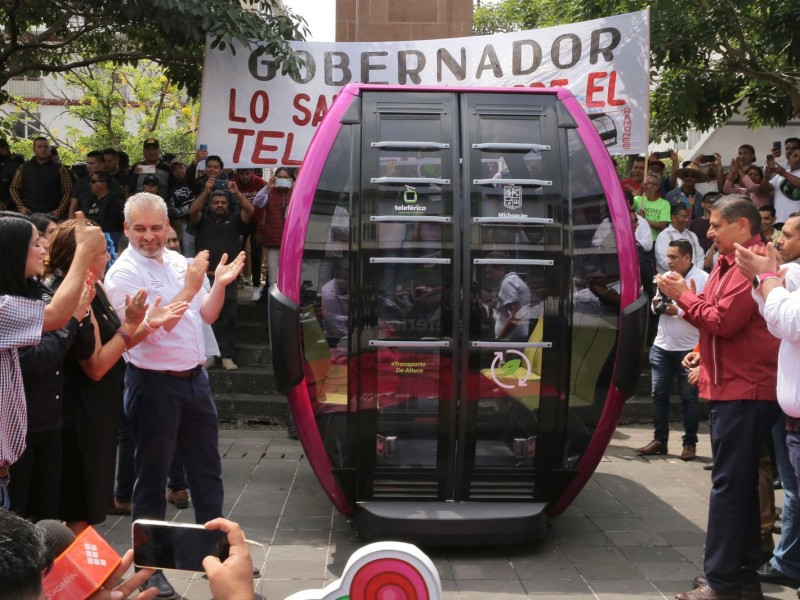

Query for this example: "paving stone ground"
[97,423,799,599]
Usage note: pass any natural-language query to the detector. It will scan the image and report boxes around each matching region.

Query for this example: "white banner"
[199,10,650,167]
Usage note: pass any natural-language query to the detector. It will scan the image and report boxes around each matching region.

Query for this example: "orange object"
[42,526,121,600]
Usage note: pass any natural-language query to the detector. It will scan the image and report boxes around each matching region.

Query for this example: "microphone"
[41,525,121,600]
[36,519,76,564]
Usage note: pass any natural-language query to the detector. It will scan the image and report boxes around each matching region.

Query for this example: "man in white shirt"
[736,211,800,593]
[105,193,245,598]
[654,202,705,274]
[637,239,709,461]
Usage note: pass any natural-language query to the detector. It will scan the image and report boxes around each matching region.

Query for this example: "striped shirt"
[0,295,45,467]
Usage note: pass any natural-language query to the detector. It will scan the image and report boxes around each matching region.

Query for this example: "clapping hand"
[74,211,106,253]
[214,252,246,288]
[124,289,150,327]
[72,276,97,320]
[734,242,780,280]
[146,297,190,330]
[185,251,210,296]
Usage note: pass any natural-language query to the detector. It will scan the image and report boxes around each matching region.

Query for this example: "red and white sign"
[199,10,650,166]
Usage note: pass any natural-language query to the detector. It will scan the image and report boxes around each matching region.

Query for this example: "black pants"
[124,365,223,524]
[209,277,238,359]
[704,400,781,593]
[250,234,264,288]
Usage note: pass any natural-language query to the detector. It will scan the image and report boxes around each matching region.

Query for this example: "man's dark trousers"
[209,275,237,359]
[705,400,780,593]
[124,365,223,524]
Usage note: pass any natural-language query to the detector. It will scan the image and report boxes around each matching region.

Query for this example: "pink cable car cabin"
[268,84,647,544]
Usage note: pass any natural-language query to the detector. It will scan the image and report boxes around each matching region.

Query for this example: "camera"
[653,273,673,315]
[653,295,673,315]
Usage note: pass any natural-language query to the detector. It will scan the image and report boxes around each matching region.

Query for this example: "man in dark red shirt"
[233,168,266,301]
[658,195,781,600]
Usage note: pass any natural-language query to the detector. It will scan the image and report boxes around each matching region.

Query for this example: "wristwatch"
[752,272,780,291]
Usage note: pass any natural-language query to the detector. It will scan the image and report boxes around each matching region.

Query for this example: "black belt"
[145,366,203,379]
[787,416,800,433]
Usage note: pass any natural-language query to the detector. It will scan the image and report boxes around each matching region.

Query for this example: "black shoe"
[141,570,176,599]
[703,463,713,471]
[757,561,800,587]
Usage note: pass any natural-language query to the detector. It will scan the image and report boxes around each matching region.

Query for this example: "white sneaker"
[221,358,238,371]
[251,288,261,302]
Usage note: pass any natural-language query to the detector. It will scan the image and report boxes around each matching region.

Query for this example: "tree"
[473,0,800,142]
[56,61,200,161]
[0,0,308,99]
[0,61,200,165]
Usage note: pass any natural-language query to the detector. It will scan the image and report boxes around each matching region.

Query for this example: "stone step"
[208,366,277,395]
[234,343,272,368]
[236,299,269,323]
[213,392,288,424]
[236,321,270,345]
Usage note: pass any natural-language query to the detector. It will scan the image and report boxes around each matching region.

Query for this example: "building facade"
[336,0,473,42]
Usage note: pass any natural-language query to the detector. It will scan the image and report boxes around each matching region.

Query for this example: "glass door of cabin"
[353,90,568,503]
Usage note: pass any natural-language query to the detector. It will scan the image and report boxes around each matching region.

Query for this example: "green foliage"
[57,62,199,162]
[0,61,200,165]
[473,0,800,142]
[0,0,309,98]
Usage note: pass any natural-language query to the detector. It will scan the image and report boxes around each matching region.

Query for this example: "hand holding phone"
[202,519,255,600]
[767,154,776,165]
[133,519,230,572]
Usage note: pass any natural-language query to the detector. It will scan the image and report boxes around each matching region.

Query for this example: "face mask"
[275,177,293,189]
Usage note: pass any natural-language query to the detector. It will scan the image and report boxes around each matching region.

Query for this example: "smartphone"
[199,144,208,152]
[767,154,776,165]
[275,177,293,189]
[132,520,229,572]
[140,164,156,174]
[213,178,228,191]
[700,154,716,163]
[773,141,782,151]
[654,151,671,159]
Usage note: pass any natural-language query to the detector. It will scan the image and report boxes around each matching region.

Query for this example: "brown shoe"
[109,498,132,515]
[681,445,697,461]
[693,576,761,600]
[636,440,668,456]
[675,583,743,600]
[167,489,190,509]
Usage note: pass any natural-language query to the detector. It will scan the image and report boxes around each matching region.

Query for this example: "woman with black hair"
[10,232,95,520]
[0,211,107,510]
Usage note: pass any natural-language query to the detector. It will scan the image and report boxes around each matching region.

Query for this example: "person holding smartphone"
[252,166,294,299]
[767,147,800,224]
[125,139,170,199]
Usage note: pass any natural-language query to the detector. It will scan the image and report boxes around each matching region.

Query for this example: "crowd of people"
[0,136,296,599]
[621,137,800,600]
